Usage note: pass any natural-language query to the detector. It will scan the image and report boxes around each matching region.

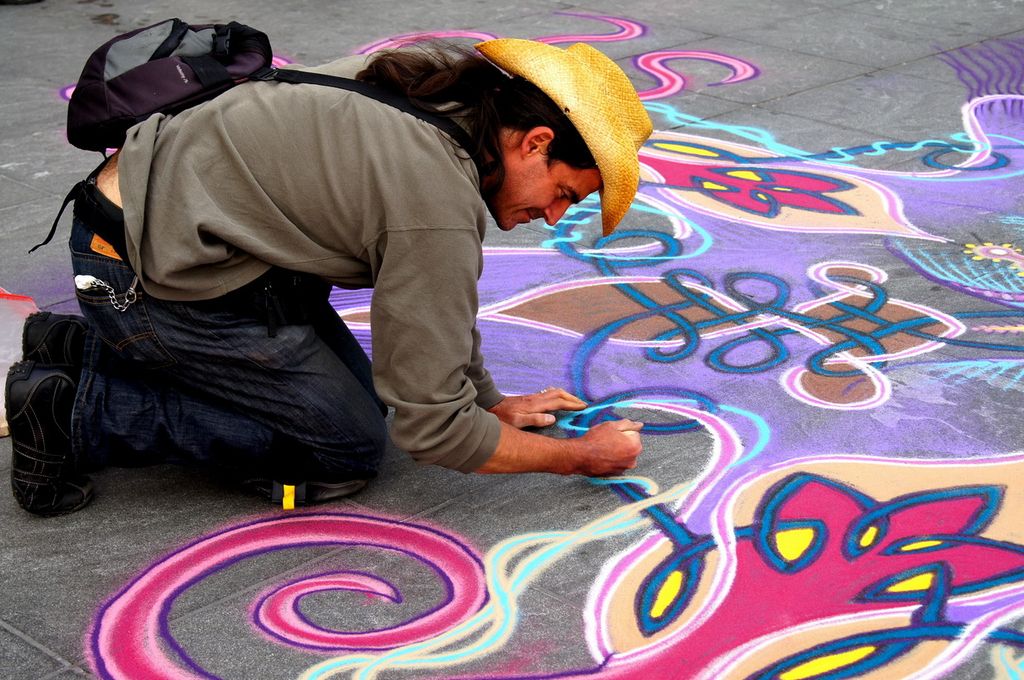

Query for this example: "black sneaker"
[22,312,86,374]
[5,361,93,516]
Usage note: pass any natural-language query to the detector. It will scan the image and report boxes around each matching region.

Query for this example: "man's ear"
[520,126,555,157]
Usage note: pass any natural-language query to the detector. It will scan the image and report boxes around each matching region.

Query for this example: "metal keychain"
[74,274,138,312]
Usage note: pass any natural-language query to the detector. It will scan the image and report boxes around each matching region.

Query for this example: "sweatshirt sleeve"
[369,227,502,471]
[468,324,504,409]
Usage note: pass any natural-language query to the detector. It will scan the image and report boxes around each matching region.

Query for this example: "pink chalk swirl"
[634,51,760,100]
[356,13,646,54]
[536,13,647,44]
[255,568,468,650]
[88,513,487,680]
[356,31,500,55]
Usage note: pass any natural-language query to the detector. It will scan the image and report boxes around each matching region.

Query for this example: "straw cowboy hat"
[476,38,652,236]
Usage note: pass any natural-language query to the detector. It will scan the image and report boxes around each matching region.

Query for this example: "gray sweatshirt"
[116,55,504,471]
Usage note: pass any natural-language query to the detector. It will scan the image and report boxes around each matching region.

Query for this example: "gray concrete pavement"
[2,1,1024,678]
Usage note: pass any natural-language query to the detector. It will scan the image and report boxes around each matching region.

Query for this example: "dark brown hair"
[356,44,596,197]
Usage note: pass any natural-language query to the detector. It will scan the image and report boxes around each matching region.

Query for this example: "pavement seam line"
[0,617,90,675]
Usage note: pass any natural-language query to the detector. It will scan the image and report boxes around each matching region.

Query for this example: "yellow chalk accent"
[899,540,944,552]
[654,142,720,157]
[859,525,879,548]
[887,572,934,593]
[282,484,296,510]
[780,646,877,680]
[726,170,764,181]
[650,571,683,619]
[701,181,729,191]
[775,527,816,562]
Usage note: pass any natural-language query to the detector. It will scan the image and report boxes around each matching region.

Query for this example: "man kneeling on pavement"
[6,38,653,516]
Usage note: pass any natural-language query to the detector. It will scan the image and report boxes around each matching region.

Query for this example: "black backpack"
[37,18,481,256]
[66,17,478,158]
[67,19,273,152]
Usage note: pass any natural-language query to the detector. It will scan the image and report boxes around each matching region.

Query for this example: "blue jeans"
[69,207,386,484]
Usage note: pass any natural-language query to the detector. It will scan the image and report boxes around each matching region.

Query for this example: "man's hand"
[478,386,644,476]
[488,387,587,429]
[571,419,644,477]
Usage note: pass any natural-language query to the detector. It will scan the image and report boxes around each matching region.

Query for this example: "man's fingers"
[549,397,587,412]
[611,419,644,433]
[535,387,587,411]
[517,412,556,429]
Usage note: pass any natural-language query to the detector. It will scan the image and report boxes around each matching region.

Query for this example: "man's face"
[486,127,603,231]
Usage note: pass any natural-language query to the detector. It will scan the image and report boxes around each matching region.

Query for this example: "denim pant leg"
[69,215,387,482]
[163,287,388,481]
[74,328,277,474]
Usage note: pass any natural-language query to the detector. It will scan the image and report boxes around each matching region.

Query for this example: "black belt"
[77,179,129,260]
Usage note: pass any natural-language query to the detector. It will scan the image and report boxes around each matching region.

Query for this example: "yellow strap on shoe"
[282,484,296,510]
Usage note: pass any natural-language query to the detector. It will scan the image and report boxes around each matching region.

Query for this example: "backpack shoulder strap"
[255,68,483,178]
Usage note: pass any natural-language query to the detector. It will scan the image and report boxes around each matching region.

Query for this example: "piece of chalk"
[282,484,296,510]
